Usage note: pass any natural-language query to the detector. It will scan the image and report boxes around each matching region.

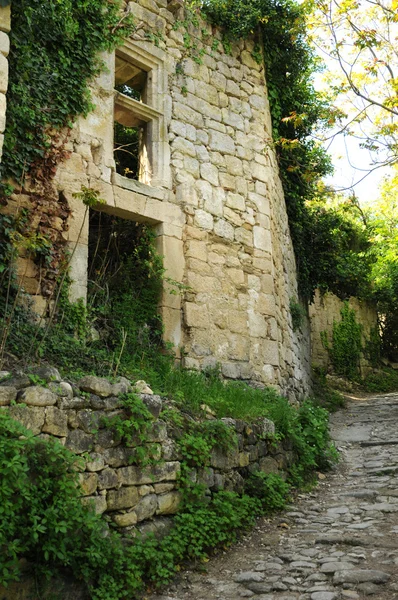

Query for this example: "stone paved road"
[150,393,398,600]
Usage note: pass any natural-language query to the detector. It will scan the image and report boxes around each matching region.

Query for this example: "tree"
[366,168,398,359]
[307,0,398,180]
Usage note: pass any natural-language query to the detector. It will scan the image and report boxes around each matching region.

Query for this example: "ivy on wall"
[1,0,133,189]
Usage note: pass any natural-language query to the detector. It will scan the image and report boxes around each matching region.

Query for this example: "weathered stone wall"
[0,4,10,161]
[309,290,378,374]
[2,1,311,397]
[0,367,293,534]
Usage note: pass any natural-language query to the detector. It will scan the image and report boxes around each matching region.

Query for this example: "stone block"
[113,511,138,527]
[153,482,175,494]
[194,209,214,231]
[65,430,94,454]
[107,486,140,511]
[0,386,17,406]
[209,130,235,155]
[219,172,236,190]
[195,80,219,105]
[78,376,113,398]
[258,456,279,474]
[253,227,272,253]
[185,303,208,329]
[135,494,158,521]
[0,48,6,93]
[118,461,180,486]
[200,162,219,186]
[42,406,68,437]
[228,311,247,334]
[68,243,88,302]
[140,394,163,418]
[172,136,196,157]
[7,406,45,435]
[156,235,185,282]
[147,420,168,443]
[18,386,57,407]
[214,219,234,241]
[235,227,253,246]
[0,7,11,33]
[48,381,73,399]
[238,452,250,467]
[262,339,280,367]
[29,366,61,383]
[210,447,239,470]
[78,472,98,496]
[86,453,106,472]
[90,396,122,411]
[161,306,182,350]
[226,192,245,211]
[156,491,182,515]
[81,495,107,515]
[0,92,6,132]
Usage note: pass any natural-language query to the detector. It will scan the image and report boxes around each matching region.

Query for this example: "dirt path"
[150,392,398,600]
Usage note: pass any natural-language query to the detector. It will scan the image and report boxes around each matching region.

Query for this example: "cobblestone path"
[151,393,398,600]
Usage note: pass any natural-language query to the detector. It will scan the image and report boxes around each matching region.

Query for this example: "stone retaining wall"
[1,367,293,534]
[309,290,378,375]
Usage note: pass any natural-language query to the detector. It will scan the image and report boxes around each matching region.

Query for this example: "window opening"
[114,56,150,182]
[87,210,164,363]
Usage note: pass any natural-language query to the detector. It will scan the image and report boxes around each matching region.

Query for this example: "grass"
[311,367,346,412]
[361,367,398,393]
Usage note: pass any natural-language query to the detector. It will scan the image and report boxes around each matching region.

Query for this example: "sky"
[324,134,390,205]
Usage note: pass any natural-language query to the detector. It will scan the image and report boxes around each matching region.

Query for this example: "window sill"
[112,172,166,201]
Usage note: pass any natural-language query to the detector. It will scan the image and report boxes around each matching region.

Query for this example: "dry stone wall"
[0,367,294,534]
[309,290,378,375]
[2,0,311,397]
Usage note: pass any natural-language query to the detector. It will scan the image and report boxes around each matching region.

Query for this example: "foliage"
[311,366,346,412]
[363,326,382,368]
[0,411,115,591]
[245,472,290,510]
[362,367,398,393]
[289,297,306,331]
[1,0,134,188]
[321,301,363,380]
[307,0,398,173]
[0,390,336,598]
[103,392,154,447]
[3,216,171,379]
[176,418,237,468]
[301,201,373,300]
[365,171,398,361]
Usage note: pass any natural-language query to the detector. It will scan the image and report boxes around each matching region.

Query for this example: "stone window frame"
[113,40,171,191]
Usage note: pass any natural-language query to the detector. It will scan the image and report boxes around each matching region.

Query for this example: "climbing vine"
[1,0,133,187]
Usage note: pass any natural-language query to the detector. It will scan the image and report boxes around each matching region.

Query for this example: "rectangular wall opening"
[114,56,150,183]
[87,209,165,368]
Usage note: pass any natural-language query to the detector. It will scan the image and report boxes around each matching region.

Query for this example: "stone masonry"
[0,367,293,534]
[0,4,10,161]
[309,290,378,376]
[2,1,312,397]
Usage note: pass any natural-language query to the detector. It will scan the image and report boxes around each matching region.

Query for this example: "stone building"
[0,1,315,397]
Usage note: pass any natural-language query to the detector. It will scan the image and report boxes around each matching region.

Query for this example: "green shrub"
[362,368,398,393]
[321,302,363,380]
[245,472,290,510]
[289,297,306,331]
[311,366,346,412]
